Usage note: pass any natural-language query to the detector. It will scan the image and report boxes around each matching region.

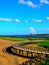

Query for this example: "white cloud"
[0,18,12,22]
[26,1,41,8]
[46,17,49,21]
[18,0,25,4]
[18,0,41,8]
[24,20,28,23]
[30,27,36,34]
[15,19,20,23]
[32,19,42,22]
[0,18,20,23]
[18,0,49,8]
[40,0,49,4]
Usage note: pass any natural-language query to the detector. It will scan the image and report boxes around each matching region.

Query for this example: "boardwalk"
[12,40,49,65]
[12,41,49,55]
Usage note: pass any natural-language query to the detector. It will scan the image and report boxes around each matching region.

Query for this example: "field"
[0,36,49,65]
[0,36,29,41]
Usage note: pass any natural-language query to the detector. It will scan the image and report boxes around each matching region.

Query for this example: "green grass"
[38,40,49,50]
[0,36,49,46]
[0,36,49,65]
[0,36,29,41]
[38,39,49,65]
[39,59,49,65]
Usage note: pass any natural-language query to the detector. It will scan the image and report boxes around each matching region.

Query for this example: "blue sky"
[0,0,49,35]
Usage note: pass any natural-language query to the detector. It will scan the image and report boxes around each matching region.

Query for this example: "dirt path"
[0,39,28,65]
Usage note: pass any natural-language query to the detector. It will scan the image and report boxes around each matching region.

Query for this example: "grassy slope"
[0,36,29,41]
[0,36,49,65]
[38,39,49,65]
[39,39,49,49]
[0,36,49,47]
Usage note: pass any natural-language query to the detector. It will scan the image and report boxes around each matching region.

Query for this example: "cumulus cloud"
[46,17,49,21]
[32,19,42,22]
[15,19,20,23]
[18,0,25,4]
[18,0,41,8]
[30,27,36,34]
[0,18,12,22]
[0,17,43,23]
[40,0,49,4]
[0,18,20,23]
[26,1,41,8]
[18,0,49,8]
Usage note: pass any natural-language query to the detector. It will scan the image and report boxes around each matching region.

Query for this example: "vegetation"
[0,36,29,41]
[39,58,49,65]
[39,40,49,50]
[0,36,49,65]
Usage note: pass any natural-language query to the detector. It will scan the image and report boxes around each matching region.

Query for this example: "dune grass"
[0,36,29,41]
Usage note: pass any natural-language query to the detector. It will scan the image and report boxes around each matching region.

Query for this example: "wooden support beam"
[21,50,23,55]
[31,52,33,57]
[26,51,29,57]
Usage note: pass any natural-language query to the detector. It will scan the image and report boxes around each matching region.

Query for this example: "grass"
[39,40,49,46]
[0,36,49,65]
[0,36,49,46]
[0,36,29,41]
[38,39,49,65]
[0,36,49,48]
[38,39,49,50]
[39,59,49,65]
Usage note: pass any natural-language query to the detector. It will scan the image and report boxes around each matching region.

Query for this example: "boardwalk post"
[31,52,33,57]
[19,49,21,54]
[26,51,29,57]
[21,50,23,55]
[37,53,40,58]
[15,48,17,54]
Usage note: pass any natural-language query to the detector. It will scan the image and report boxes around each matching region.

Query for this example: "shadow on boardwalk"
[2,46,35,59]
[2,46,46,65]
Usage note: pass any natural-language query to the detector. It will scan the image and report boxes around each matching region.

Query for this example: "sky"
[0,0,49,35]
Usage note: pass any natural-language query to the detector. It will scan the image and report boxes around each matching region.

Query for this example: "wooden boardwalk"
[12,41,49,65]
[12,40,49,55]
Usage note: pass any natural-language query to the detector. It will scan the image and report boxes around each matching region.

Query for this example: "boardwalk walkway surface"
[12,40,49,65]
[12,40,49,55]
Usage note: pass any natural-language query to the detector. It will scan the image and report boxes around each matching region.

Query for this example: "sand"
[0,39,28,65]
